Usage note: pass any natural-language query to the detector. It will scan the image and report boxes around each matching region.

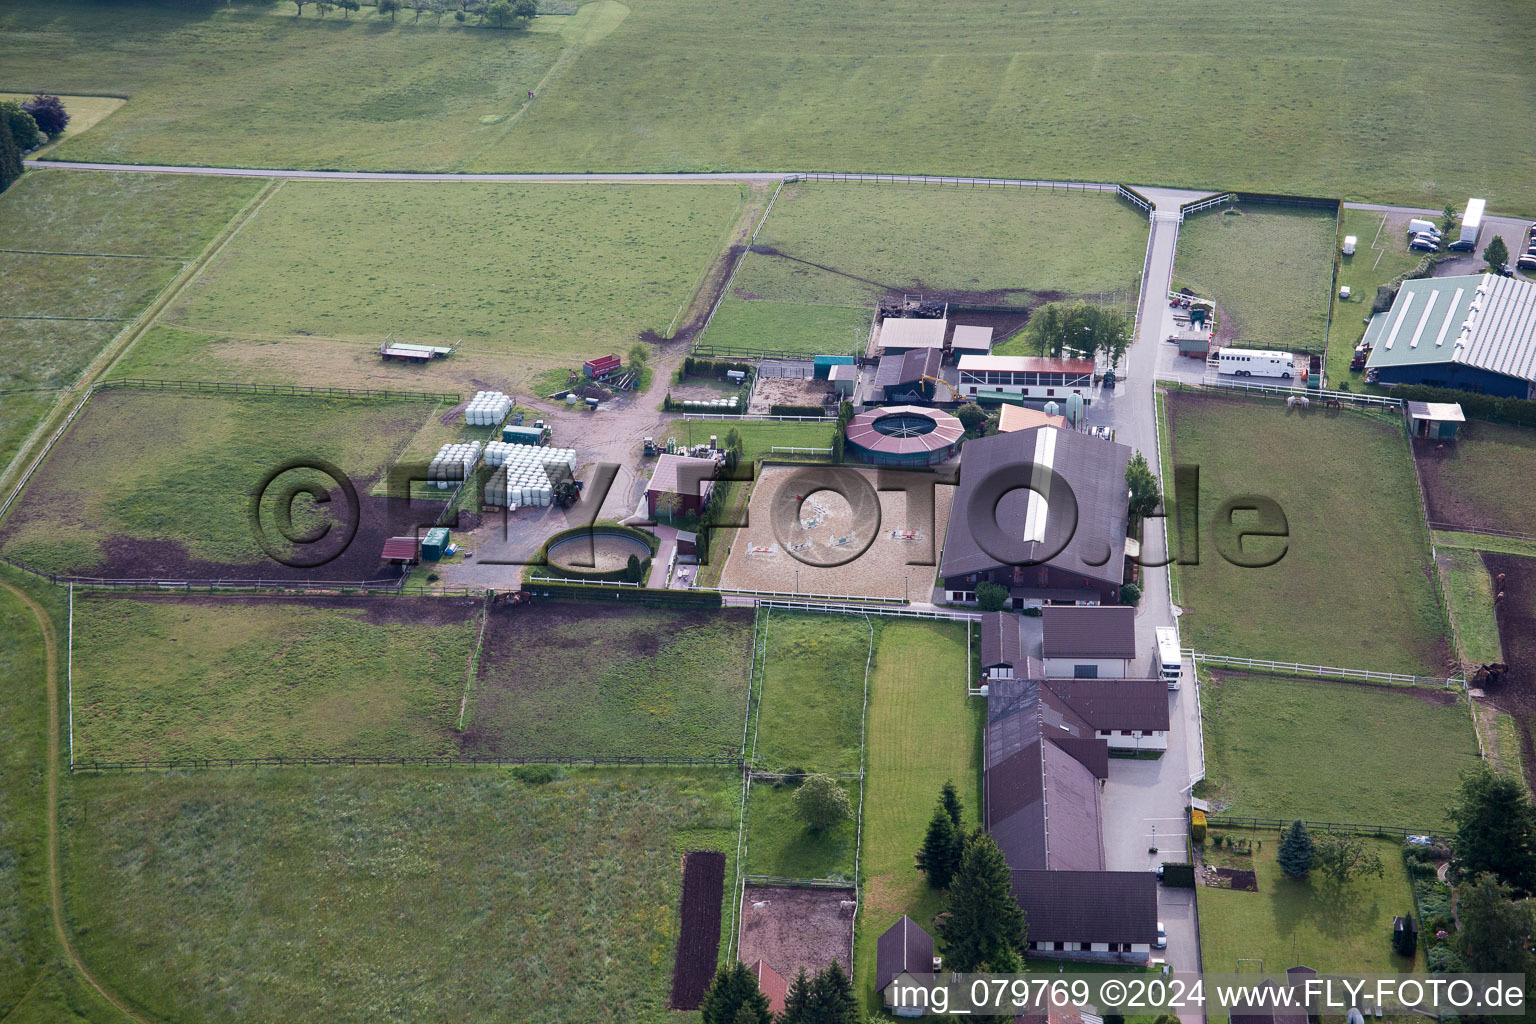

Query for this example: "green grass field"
[1165,392,1448,674]
[70,594,481,761]
[731,184,1147,308]
[744,779,858,880]
[0,389,439,574]
[1198,831,1422,974]
[752,611,871,774]
[464,604,754,757]
[1434,530,1536,559]
[0,169,262,256]
[61,767,739,1024]
[7,0,1536,207]
[1415,421,1536,537]
[1199,673,1478,826]
[677,419,835,462]
[0,585,50,1015]
[1174,204,1337,353]
[1439,548,1504,669]
[853,620,980,1013]
[0,93,124,160]
[1,252,178,320]
[163,179,743,361]
[698,299,869,357]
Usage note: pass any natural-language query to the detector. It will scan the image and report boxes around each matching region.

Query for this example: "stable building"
[1041,605,1137,678]
[939,427,1132,607]
[876,916,935,1018]
[979,610,1023,682]
[873,348,944,404]
[645,454,718,517]
[957,355,1094,403]
[1364,274,1536,398]
[878,317,948,355]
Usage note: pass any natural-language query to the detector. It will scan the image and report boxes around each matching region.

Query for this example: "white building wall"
[1041,656,1128,678]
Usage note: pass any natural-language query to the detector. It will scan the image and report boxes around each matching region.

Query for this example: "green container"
[421,527,450,562]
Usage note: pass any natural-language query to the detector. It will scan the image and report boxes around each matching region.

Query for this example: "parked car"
[1494,263,1515,278]
[1409,235,1439,252]
[1517,254,1536,272]
[1155,922,1168,949]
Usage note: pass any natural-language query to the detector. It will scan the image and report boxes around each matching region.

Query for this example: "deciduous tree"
[0,120,23,194]
[954,402,986,433]
[485,0,514,26]
[1125,450,1161,522]
[0,101,44,153]
[793,773,851,833]
[1277,820,1314,879]
[377,0,402,19]
[937,832,1027,971]
[1457,872,1535,974]
[1313,833,1383,884]
[975,581,1008,612]
[21,94,67,138]
[336,0,359,16]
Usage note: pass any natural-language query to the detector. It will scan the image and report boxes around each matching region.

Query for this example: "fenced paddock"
[1189,651,1463,690]
[71,753,742,773]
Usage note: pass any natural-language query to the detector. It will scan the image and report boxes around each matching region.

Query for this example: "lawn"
[853,620,981,1014]
[1173,204,1337,353]
[676,419,835,462]
[0,389,58,480]
[1200,673,1477,827]
[0,94,124,159]
[744,779,858,881]
[0,169,262,256]
[9,0,1536,208]
[731,184,1147,308]
[1434,530,1536,559]
[697,299,870,358]
[163,179,744,360]
[1438,548,1504,669]
[1165,392,1448,674]
[60,767,740,1024]
[69,594,482,761]
[0,389,440,576]
[1,251,178,321]
[463,603,755,758]
[1198,830,1423,974]
[1413,420,1536,537]
[1324,208,1429,390]
[751,611,872,774]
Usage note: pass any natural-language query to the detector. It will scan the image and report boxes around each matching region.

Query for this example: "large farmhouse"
[939,426,1132,607]
[1364,273,1536,398]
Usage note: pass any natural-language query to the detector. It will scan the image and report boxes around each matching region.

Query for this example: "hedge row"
[682,357,755,378]
[1392,384,1536,428]
[768,404,828,417]
[529,582,723,608]
[1159,862,1196,888]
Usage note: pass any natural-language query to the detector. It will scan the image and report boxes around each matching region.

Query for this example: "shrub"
[509,764,562,784]
[975,582,1009,612]
[1160,862,1196,888]
[1428,943,1467,973]
[21,94,67,139]
[1190,809,1208,844]
[769,404,826,417]
[1120,582,1142,606]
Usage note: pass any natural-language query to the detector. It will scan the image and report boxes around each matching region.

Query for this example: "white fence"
[1179,192,1234,220]
[769,446,833,455]
[1187,650,1463,689]
[789,172,1117,192]
[754,599,982,622]
[681,412,830,422]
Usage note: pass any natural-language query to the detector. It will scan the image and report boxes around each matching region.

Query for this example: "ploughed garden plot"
[63,767,739,1024]
[738,885,855,986]
[669,850,727,1010]
[1481,554,1536,793]
[1413,421,1536,537]
[69,593,480,762]
[0,389,442,582]
[462,603,755,758]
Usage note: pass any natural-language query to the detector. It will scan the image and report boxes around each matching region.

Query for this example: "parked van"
[1156,626,1182,690]
[1408,218,1441,239]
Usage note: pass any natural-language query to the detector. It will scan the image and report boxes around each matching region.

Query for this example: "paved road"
[1082,187,1210,998]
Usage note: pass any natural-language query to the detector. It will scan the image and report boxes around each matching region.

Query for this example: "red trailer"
[583,354,622,379]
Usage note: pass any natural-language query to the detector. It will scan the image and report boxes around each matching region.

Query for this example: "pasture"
[751,611,872,774]
[729,184,1147,309]
[462,603,755,758]
[5,0,1536,208]
[161,179,745,376]
[0,389,440,578]
[1198,673,1478,826]
[698,299,869,358]
[1173,204,1337,354]
[1413,420,1536,537]
[1198,831,1422,974]
[676,420,835,462]
[1165,393,1448,674]
[744,779,858,880]
[69,594,481,761]
[1437,547,1504,669]
[61,767,739,1024]
[853,620,980,1012]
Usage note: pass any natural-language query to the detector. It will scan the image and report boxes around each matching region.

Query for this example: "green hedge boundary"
[534,524,659,582]
[1393,384,1536,428]
[527,582,723,608]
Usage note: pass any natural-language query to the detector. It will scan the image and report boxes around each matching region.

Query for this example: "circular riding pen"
[540,524,659,580]
[843,405,963,467]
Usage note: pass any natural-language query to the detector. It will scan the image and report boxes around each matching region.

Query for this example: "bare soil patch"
[749,376,836,414]
[1482,554,1536,791]
[737,885,854,982]
[1206,866,1259,891]
[669,851,726,1010]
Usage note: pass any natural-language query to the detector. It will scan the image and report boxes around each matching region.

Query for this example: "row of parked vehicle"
[1519,224,1536,274]
[1405,216,1536,275]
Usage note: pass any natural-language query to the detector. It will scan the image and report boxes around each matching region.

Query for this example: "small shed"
[421,527,450,562]
[979,610,1022,680]
[877,916,935,1018]
[949,324,994,359]
[502,424,547,445]
[381,536,419,564]
[646,454,718,517]
[676,529,699,560]
[828,362,857,396]
[748,961,788,1016]
[813,354,856,379]
[1406,401,1465,439]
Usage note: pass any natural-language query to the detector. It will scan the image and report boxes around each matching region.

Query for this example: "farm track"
[0,578,153,1024]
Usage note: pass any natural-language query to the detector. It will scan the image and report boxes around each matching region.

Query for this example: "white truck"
[1217,348,1295,378]
[1156,626,1182,690]
[1451,198,1485,252]
[1407,218,1441,240]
